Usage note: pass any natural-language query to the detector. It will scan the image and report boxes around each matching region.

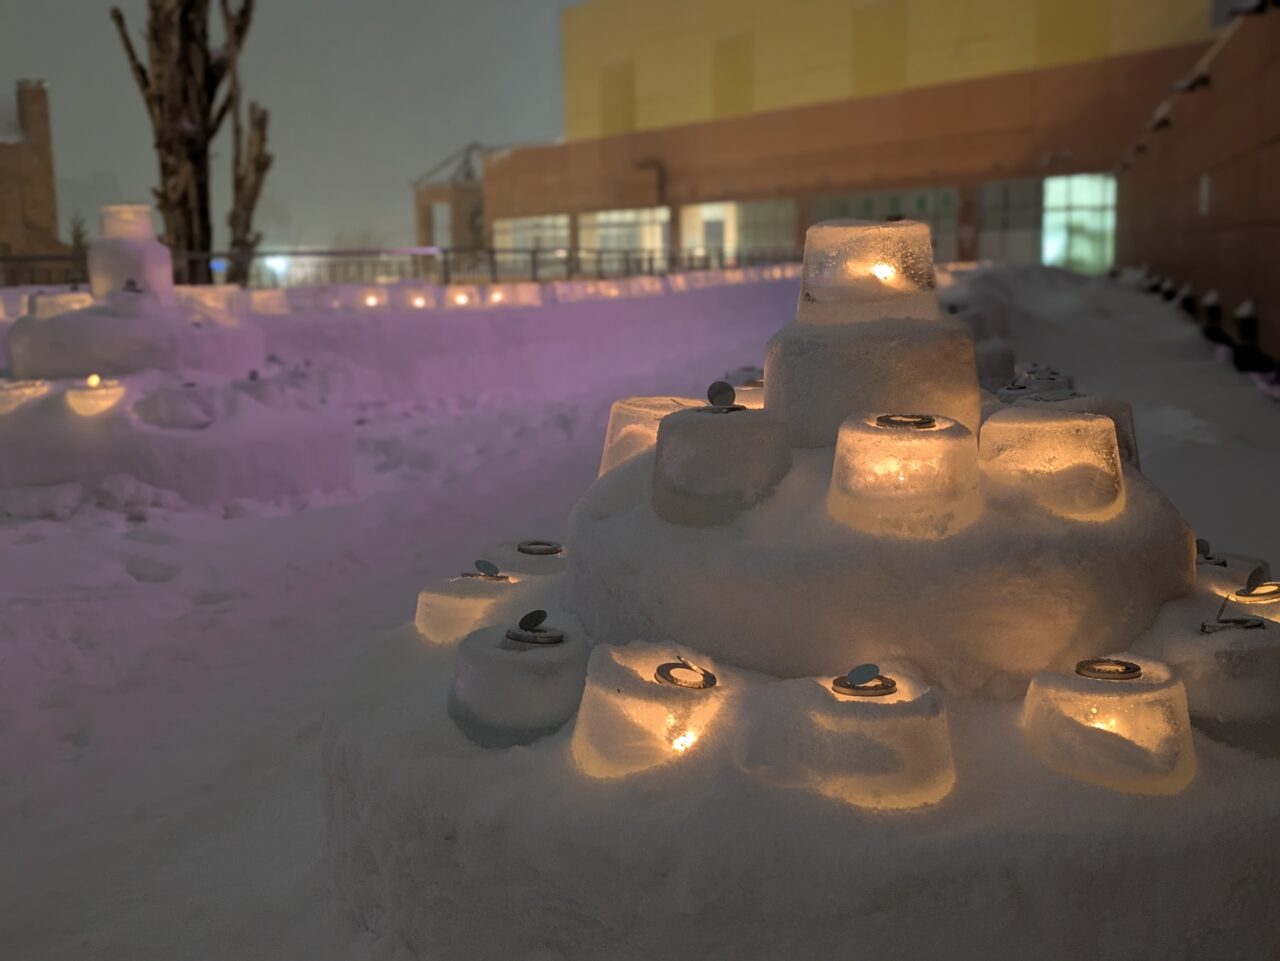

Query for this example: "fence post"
[441,249,451,286]
[488,249,498,283]
[531,249,539,282]
[622,250,631,278]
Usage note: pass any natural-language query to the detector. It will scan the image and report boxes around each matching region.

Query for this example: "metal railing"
[0,246,800,291]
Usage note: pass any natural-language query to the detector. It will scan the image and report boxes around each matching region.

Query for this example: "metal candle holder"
[505,609,565,645]
[517,540,563,556]
[832,663,898,697]
[654,658,718,689]
[1075,658,1143,680]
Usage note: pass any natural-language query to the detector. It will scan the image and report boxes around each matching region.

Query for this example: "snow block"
[733,669,956,810]
[1021,655,1196,795]
[827,413,980,539]
[764,316,982,447]
[797,219,938,326]
[598,395,704,476]
[570,641,732,779]
[651,407,791,526]
[1015,392,1141,468]
[88,206,177,307]
[448,621,589,748]
[980,407,1126,521]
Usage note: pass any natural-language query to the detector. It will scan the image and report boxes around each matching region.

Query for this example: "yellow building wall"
[561,0,1216,140]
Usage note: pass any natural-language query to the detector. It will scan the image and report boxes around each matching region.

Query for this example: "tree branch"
[110,6,157,123]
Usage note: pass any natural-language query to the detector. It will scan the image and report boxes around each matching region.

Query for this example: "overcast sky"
[0,0,576,247]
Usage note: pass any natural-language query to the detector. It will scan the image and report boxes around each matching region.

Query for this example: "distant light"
[490,290,505,303]
[412,295,427,308]
[453,292,469,305]
[86,373,101,388]
[554,248,569,259]
[209,257,229,273]
[871,262,897,282]
[265,255,289,276]
[364,294,378,307]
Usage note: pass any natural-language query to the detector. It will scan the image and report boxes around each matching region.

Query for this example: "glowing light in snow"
[364,294,378,307]
[671,730,698,753]
[67,377,125,416]
[412,296,427,308]
[453,293,469,305]
[871,261,897,282]
[86,373,101,388]
[490,290,505,303]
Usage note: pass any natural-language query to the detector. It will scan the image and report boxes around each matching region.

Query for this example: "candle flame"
[453,293,468,305]
[364,294,379,307]
[412,296,427,308]
[871,262,897,282]
[86,374,101,388]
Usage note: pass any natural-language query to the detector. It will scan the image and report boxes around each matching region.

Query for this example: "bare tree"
[110,0,271,285]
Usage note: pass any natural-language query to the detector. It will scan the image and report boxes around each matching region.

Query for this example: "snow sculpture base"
[568,449,1191,693]
[5,299,264,380]
[0,369,354,507]
[322,624,1280,961]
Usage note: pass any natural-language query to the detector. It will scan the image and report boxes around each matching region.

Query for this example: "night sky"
[0,0,577,247]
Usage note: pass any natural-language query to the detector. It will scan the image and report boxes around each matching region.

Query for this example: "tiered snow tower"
[569,220,1193,695]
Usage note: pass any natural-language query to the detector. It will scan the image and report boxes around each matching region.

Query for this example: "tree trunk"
[111,0,261,286]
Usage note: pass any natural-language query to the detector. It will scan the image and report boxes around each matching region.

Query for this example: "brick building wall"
[0,80,64,256]
[1115,14,1280,357]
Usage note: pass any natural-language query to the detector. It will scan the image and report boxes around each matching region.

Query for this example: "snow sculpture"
[1021,656,1196,795]
[88,205,178,307]
[6,204,263,380]
[733,664,956,810]
[569,221,1190,691]
[322,220,1280,960]
[448,610,589,747]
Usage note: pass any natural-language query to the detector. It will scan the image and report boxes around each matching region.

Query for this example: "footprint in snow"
[125,555,182,584]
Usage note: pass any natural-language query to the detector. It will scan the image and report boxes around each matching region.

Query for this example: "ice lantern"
[797,219,938,325]
[650,383,791,526]
[1021,656,1196,795]
[733,664,957,811]
[448,610,590,748]
[979,407,1126,521]
[764,220,981,448]
[571,643,728,779]
[88,205,178,307]
[827,413,980,539]
[414,559,516,645]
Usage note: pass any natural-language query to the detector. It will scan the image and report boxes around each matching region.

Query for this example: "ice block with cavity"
[827,412,980,539]
[1021,655,1196,795]
[980,407,1125,520]
[571,642,732,779]
[733,666,956,811]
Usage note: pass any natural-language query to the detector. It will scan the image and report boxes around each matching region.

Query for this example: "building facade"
[0,80,63,257]
[458,0,1220,274]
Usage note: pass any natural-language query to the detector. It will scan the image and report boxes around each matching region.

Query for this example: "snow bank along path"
[0,279,798,961]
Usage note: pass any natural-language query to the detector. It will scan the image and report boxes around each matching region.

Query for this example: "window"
[978,174,1115,273]
[492,214,571,251]
[1041,174,1116,274]
[681,199,796,259]
[577,207,669,254]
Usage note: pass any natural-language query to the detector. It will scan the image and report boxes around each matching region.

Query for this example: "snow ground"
[1,269,1277,960]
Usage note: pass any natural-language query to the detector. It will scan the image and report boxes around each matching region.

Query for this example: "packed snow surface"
[2,268,1279,960]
